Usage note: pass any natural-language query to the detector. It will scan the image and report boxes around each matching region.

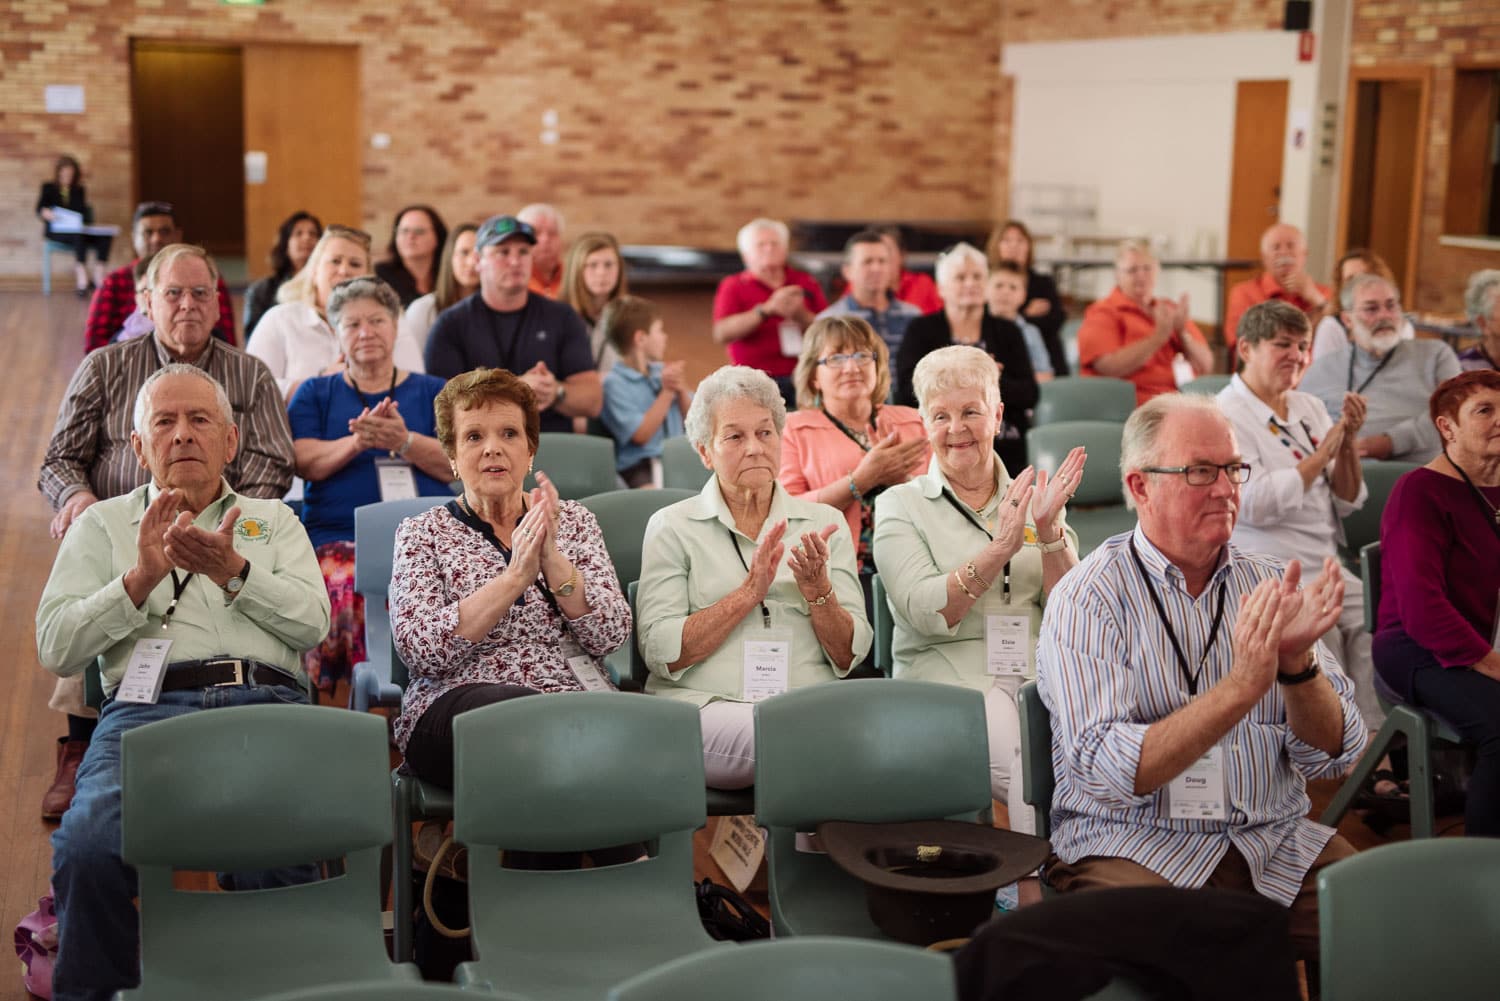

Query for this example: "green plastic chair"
[1318,839,1500,1001]
[1027,420,1137,556]
[753,679,991,938]
[1178,374,1231,396]
[253,983,532,1001]
[119,705,417,1000]
[1339,459,1420,569]
[579,488,697,593]
[452,692,725,999]
[871,573,894,677]
[525,431,619,499]
[1033,376,1136,425]
[1017,680,1055,840]
[661,435,710,491]
[607,936,958,1001]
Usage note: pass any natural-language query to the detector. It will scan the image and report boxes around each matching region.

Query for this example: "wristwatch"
[551,565,579,598]
[223,559,251,597]
[555,384,568,407]
[1037,535,1069,554]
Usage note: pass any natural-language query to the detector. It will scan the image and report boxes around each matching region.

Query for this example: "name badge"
[116,638,173,705]
[1167,745,1228,821]
[375,458,418,501]
[560,633,612,691]
[985,613,1030,676]
[743,626,793,702]
[777,321,804,358]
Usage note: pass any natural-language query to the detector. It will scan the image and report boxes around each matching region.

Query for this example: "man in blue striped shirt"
[1036,393,1367,960]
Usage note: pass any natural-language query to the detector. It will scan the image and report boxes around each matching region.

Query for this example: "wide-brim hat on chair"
[818,819,1051,946]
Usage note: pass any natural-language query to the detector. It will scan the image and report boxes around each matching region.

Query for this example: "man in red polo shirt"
[712,218,828,408]
[1224,223,1330,352]
[1078,241,1214,406]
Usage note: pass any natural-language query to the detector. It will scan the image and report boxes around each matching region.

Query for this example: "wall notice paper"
[45,84,85,114]
[709,814,766,893]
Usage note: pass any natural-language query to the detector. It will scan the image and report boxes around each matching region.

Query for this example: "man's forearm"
[1134,676,1257,795]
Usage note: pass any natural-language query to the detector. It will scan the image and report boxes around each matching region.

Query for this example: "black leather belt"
[160,658,305,693]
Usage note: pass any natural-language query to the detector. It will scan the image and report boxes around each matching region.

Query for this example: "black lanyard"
[940,490,1010,603]
[1346,343,1398,395]
[1444,452,1500,537]
[823,408,890,503]
[1128,536,1227,697]
[448,498,561,615]
[143,492,195,628]
[344,367,397,407]
[728,529,773,628]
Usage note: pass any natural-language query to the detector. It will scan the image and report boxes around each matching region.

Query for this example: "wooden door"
[242,45,362,281]
[1225,80,1290,307]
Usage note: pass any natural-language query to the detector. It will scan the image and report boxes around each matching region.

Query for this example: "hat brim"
[818,819,1050,895]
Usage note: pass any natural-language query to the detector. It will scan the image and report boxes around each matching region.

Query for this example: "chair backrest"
[1178,374,1231,396]
[1027,420,1126,507]
[1034,376,1136,425]
[579,488,697,591]
[253,982,530,1001]
[525,431,619,499]
[353,496,451,598]
[607,937,957,1001]
[1341,459,1420,559]
[871,573,894,677]
[1016,680,1055,839]
[1319,839,1500,1001]
[661,435,710,491]
[1359,542,1381,634]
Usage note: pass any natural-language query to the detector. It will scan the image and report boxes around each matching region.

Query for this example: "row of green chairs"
[1033,373,1231,427]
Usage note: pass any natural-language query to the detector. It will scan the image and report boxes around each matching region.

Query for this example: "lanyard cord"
[1346,343,1398,395]
[1128,536,1228,697]
[939,490,1011,603]
[728,529,773,627]
[1444,451,1500,537]
[143,492,195,629]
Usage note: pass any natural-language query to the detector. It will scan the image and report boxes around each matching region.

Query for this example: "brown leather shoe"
[41,737,88,822]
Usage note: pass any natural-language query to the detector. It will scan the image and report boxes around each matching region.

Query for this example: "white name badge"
[375,458,418,501]
[116,638,173,705]
[777,321,804,358]
[559,633,612,691]
[743,627,793,702]
[1167,745,1228,821]
[985,614,1031,676]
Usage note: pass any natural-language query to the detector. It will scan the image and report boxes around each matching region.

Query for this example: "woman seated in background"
[987,219,1069,376]
[637,365,871,789]
[375,204,448,307]
[874,345,1083,832]
[1459,269,1500,372]
[894,242,1039,475]
[250,225,424,400]
[244,211,322,339]
[36,155,112,296]
[562,231,630,372]
[391,368,630,789]
[399,222,478,354]
[288,277,453,695]
[1310,249,1406,361]
[1373,369,1500,837]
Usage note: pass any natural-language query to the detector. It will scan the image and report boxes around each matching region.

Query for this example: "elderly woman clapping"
[637,365,872,789]
[873,345,1084,831]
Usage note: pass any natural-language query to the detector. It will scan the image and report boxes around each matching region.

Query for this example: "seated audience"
[37,154,112,296]
[390,368,630,789]
[988,261,1055,383]
[1217,301,1379,728]
[38,364,330,1001]
[1077,240,1212,405]
[1037,392,1366,961]
[1373,370,1500,837]
[876,225,944,314]
[988,219,1069,374]
[1310,249,1404,361]
[712,218,828,410]
[375,204,448,307]
[599,296,692,488]
[1459,269,1500,371]
[893,242,1038,475]
[874,344,1083,830]
[424,214,601,432]
[637,366,871,789]
[1224,223,1331,353]
[250,225,424,401]
[518,203,567,298]
[244,211,322,339]
[399,221,479,354]
[562,230,629,370]
[288,277,452,694]
[1299,273,1461,462]
[816,229,922,356]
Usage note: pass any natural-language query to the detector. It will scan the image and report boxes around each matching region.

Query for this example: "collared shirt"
[38,333,295,510]
[1077,287,1206,405]
[600,361,686,472]
[529,266,563,300]
[1217,374,1366,566]
[818,295,923,354]
[246,301,426,399]
[711,269,829,378]
[637,478,872,708]
[873,454,1076,691]
[1036,528,1367,905]
[85,262,235,353]
[1224,272,1330,351]
[35,480,330,695]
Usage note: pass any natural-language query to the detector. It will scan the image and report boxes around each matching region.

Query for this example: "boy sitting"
[600,296,693,488]
[987,262,1055,383]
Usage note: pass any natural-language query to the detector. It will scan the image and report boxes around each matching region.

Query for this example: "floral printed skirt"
[304,540,367,693]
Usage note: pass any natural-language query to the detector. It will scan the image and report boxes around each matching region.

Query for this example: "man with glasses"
[35,243,292,821]
[1298,273,1461,462]
[1036,393,1366,962]
[84,202,237,353]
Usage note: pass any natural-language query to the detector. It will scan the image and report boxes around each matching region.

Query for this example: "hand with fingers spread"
[788,523,839,604]
[1227,577,1288,702]
[1273,557,1345,668]
[162,503,245,587]
[741,520,787,605]
[992,466,1037,559]
[1032,446,1087,542]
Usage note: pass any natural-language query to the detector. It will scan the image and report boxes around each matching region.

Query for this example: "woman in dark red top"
[1374,370,1500,835]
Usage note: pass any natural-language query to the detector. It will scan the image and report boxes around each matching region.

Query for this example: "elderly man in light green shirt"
[36,363,329,1001]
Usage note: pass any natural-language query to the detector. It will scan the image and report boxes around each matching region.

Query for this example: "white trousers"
[701,700,756,790]
[1324,566,1383,731]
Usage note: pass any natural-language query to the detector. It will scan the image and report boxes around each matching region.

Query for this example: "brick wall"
[1002,0,1283,44]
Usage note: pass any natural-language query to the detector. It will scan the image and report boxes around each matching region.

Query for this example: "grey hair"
[685,365,787,450]
[1464,269,1500,326]
[1339,271,1396,313]
[1119,393,1227,510]
[912,344,1001,420]
[1115,239,1156,267]
[133,363,234,433]
[735,218,790,261]
[144,243,220,291]
[326,276,402,331]
[935,242,987,288]
[1236,299,1309,348]
[517,202,565,234]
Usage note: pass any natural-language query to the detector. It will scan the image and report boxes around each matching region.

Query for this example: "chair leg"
[42,247,52,295]
[392,775,416,962]
[1318,715,1411,828]
[1405,717,1437,839]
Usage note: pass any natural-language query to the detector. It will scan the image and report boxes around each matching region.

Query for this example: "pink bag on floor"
[13,894,58,1000]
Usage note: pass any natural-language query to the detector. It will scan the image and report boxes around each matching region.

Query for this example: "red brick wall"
[1003,0,1283,44]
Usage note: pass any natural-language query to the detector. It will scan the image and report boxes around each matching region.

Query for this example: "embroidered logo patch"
[235,518,271,542]
[1023,525,1037,544]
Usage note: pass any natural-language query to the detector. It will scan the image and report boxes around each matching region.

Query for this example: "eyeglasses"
[1141,462,1251,486]
[154,286,215,304]
[816,352,875,369]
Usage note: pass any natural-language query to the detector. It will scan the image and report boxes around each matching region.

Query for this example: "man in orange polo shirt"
[1078,240,1214,405]
[1224,223,1330,352]
[518,202,566,298]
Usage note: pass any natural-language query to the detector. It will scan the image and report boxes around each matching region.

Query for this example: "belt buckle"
[207,658,245,687]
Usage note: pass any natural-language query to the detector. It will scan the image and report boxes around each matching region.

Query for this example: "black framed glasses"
[1141,462,1251,486]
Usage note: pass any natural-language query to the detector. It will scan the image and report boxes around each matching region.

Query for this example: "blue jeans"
[50,684,317,1001]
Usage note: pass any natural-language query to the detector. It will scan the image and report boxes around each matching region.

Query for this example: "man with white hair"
[712,218,828,409]
[1037,393,1366,960]
[517,202,566,298]
[1223,223,1331,353]
[1298,273,1461,462]
[1458,269,1500,371]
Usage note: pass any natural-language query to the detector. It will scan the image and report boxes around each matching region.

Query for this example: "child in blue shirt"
[599,295,694,488]
[987,261,1055,383]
